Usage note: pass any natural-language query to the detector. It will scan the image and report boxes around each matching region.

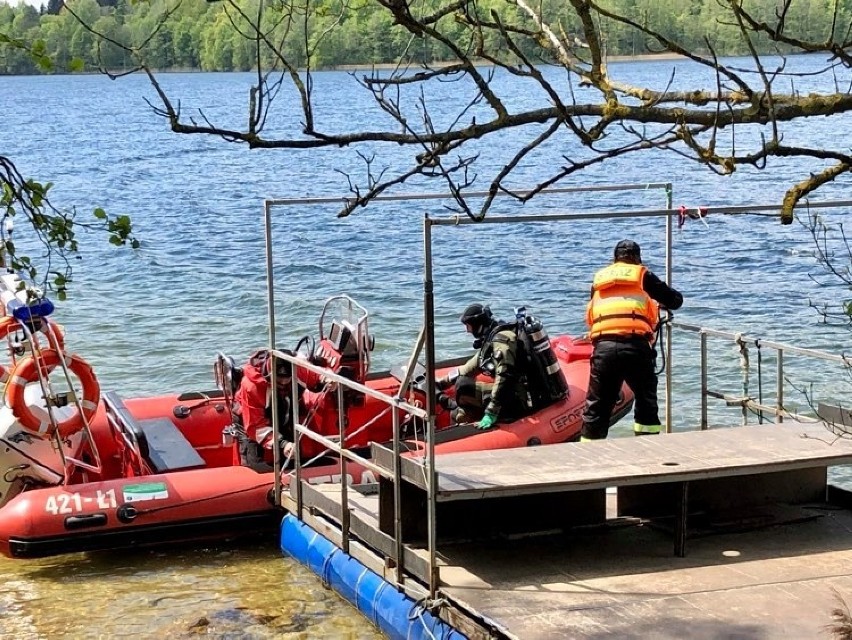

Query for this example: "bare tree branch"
[67,0,852,222]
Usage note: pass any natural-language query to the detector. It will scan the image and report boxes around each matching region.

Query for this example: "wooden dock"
[283,421,852,639]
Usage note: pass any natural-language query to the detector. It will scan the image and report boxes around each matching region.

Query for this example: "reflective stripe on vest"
[586,263,659,340]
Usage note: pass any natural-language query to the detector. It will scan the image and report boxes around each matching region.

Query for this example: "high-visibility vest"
[585,263,659,340]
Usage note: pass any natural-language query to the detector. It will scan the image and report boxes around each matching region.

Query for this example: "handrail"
[673,322,852,364]
[270,345,432,582]
[12,321,104,480]
[264,190,852,614]
[271,348,428,420]
[671,320,849,428]
[264,182,673,206]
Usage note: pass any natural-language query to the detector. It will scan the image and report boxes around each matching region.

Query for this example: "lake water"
[2,54,852,637]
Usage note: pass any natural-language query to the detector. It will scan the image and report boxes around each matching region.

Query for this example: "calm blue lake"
[1,55,852,637]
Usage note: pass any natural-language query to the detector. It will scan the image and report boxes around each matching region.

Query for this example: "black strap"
[593,312,654,328]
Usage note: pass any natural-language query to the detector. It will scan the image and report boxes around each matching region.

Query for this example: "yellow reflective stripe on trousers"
[633,422,661,435]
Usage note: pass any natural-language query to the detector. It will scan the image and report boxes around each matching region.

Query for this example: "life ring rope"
[6,348,100,439]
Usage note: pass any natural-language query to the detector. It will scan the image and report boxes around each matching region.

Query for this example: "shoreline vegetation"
[328,52,687,73]
[1,0,838,76]
[133,52,689,76]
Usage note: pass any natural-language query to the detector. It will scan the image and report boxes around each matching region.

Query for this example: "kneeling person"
[232,349,298,471]
[438,303,529,430]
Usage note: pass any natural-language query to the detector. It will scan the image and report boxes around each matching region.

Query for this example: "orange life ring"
[6,349,100,439]
[0,316,66,383]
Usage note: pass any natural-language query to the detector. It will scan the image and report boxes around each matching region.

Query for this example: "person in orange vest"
[581,240,683,440]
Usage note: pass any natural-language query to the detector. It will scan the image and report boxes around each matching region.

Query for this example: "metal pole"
[337,384,349,554]
[776,349,784,423]
[756,341,764,424]
[700,331,708,430]
[392,404,404,586]
[664,185,673,433]
[264,182,675,207]
[263,200,282,507]
[423,215,439,598]
[291,367,302,512]
[394,328,426,399]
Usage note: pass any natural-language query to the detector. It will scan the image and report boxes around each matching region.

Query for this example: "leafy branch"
[0,28,138,298]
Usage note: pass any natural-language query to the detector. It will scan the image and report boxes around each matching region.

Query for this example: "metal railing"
[269,346,429,590]
[261,189,852,627]
[670,321,851,430]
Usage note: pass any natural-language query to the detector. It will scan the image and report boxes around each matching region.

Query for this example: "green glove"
[475,412,497,430]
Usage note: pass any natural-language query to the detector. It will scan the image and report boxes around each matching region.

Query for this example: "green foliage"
[0,170,139,298]
[1,0,847,74]
[0,167,139,296]
[0,23,138,297]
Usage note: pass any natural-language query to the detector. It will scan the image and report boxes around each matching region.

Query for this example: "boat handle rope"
[120,481,276,516]
[285,404,393,477]
[3,464,29,483]
[654,311,671,376]
[735,332,751,426]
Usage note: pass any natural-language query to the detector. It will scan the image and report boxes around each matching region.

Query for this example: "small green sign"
[123,482,169,502]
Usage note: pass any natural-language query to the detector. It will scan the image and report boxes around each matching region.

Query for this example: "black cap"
[460,303,491,326]
[460,303,495,339]
[614,239,641,264]
[259,349,293,379]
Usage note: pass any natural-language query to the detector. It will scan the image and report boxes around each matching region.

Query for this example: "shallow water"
[1,540,383,640]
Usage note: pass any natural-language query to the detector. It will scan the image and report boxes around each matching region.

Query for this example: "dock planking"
[375,421,852,498]
[371,421,852,557]
[290,421,852,639]
[433,506,852,639]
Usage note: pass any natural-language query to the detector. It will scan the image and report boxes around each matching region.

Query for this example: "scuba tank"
[514,306,569,410]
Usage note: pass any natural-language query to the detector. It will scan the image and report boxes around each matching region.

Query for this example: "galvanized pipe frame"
[263,182,674,208]
[421,184,677,595]
[264,182,676,599]
[704,390,820,422]
[261,190,852,625]
[270,347,428,481]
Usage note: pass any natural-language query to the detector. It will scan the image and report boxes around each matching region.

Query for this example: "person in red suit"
[233,349,337,471]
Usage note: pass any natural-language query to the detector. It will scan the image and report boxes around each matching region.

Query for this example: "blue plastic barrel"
[280,515,468,640]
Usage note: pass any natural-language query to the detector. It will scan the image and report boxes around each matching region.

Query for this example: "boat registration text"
[44,489,118,515]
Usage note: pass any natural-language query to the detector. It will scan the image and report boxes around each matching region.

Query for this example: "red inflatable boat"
[0,290,633,559]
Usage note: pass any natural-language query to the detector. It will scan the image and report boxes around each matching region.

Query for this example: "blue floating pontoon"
[280,515,467,640]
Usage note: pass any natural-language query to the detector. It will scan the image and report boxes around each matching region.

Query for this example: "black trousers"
[236,432,274,473]
[581,337,660,440]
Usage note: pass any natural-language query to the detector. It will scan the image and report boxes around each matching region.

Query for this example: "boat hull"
[0,334,634,558]
[0,467,277,558]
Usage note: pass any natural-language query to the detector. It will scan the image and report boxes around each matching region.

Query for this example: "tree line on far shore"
[0,0,846,75]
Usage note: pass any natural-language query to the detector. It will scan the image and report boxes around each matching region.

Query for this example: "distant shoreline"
[1,52,691,77]
[329,52,687,72]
